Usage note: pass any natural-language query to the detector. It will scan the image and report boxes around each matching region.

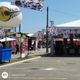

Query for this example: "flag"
[11,0,44,11]
[48,27,57,35]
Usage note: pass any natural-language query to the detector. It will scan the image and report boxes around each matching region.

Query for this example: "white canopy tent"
[56,20,80,29]
[53,20,80,34]
[27,33,34,37]
[0,37,16,42]
[27,33,37,37]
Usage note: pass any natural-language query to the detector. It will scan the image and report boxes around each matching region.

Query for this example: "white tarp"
[0,37,16,42]
[11,0,44,10]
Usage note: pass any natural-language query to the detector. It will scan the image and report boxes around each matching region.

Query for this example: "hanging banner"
[11,0,44,11]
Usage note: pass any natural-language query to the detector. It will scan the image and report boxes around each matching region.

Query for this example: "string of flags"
[11,0,44,11]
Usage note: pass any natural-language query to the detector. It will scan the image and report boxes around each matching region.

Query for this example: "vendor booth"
[56,20,80,34]
[50,20,80,56]
[27,33,36,50]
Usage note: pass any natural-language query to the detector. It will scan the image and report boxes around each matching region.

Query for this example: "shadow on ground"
[0,61,10,65]
[40,53,80,57]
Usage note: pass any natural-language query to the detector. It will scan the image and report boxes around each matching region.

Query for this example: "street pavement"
[1,49,80,80]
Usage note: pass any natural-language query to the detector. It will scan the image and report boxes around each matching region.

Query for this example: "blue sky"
[1,0,80,33]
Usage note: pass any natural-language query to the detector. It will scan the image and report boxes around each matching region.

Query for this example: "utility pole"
[46,7,49,53]
[19,24,21,32]
[50,21,54,55]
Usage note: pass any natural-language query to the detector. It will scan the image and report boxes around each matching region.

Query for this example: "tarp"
[0,37,16,42]
[56,20,80,29]
[11,0,44,11]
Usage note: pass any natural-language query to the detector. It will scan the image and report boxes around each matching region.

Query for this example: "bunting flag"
[48,27,57,35]
[11,0,44,11]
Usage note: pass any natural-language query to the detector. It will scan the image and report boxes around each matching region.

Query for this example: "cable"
[52,8,80,18]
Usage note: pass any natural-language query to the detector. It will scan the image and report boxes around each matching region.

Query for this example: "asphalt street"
[1,56,80,80]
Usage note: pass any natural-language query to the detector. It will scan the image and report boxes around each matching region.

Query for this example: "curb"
[0,56,41,68]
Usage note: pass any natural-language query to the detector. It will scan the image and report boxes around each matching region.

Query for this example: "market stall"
[51,38,80,56]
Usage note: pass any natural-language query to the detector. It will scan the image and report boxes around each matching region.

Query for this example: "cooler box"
[0,48,12,62]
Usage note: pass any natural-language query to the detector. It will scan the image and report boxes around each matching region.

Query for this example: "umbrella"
[0,37,16,42]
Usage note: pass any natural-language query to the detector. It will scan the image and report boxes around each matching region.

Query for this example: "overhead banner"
[11,0,44,11]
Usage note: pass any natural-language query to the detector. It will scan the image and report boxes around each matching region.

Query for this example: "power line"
[52,9,80,18]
